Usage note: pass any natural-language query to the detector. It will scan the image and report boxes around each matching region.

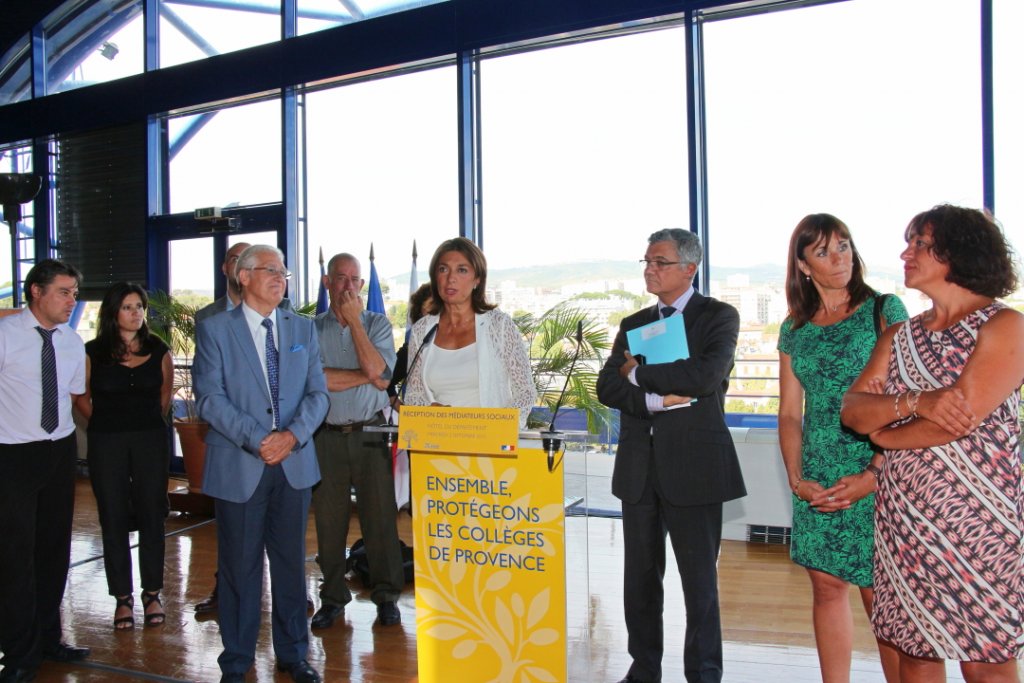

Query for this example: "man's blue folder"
[626,314,689,364]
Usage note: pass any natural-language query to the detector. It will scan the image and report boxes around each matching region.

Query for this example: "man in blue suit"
[194,244,329,683]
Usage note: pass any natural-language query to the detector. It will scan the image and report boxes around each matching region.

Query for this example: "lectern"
[399,406,578,683]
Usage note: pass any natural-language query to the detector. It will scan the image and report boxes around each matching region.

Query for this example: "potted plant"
[516,302,613,437]
[148,291,208,494]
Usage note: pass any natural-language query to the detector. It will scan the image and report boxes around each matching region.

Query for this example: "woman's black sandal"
[114,595,135,630]
[141,591,165,627]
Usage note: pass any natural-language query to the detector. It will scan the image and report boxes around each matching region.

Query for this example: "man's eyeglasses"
[639,259,682,270]
[249,266,292,280]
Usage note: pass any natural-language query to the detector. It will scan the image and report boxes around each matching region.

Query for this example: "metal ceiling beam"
[0,0,705,145]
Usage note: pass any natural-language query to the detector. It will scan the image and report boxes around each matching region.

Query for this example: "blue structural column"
[457,50,482,246]
[685,9,710,292]
[143,0,170,293]
[282,87,300,300]
[280,1,301,300]
[980,0,994,214]
[27,23,49,293]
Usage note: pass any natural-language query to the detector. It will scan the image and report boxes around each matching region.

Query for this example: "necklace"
[826,297,849,313]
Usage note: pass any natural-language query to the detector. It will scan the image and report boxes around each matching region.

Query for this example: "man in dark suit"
[597,228,746,683]
[193,245,329,683]
[194,241,250,325]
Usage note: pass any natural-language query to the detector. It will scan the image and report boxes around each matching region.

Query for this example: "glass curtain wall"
[168,99,283,213]
[44,0,144,94]
[0,144,35,307]
[159,0,281,69]
[303,66,457,326]
[5,0,1019,408]
[296,0,447,37]
[479,28,690,515]
[703,0,984,415]
[479,28,689,332]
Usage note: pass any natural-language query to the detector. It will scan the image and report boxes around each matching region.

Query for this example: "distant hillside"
[385,260,905,291]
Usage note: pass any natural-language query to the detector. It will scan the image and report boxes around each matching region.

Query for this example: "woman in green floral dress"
[777,214,906,683]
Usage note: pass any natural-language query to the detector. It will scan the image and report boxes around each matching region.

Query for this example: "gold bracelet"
[865,463,882,480]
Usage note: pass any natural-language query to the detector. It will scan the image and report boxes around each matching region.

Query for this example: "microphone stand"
[542,320,584,472]
[380,322,439,448]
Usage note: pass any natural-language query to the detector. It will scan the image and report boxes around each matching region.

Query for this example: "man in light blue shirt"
[309,253,405,631]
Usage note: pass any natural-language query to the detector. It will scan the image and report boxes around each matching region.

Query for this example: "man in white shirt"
[0,259,90,683]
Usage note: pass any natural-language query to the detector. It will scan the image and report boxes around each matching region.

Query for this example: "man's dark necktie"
[661,306,676,319]
[36,326,59,433]
[261,318,280,429]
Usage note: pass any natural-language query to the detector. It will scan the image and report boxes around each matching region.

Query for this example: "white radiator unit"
[722,428,792,542]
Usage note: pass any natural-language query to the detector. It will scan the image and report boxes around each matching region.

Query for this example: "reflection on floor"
[20,477,983,681]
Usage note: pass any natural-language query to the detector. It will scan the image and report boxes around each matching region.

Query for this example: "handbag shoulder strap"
[872,293,891,339]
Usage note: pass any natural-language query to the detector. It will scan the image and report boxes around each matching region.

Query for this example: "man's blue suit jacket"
[193,305,329,504]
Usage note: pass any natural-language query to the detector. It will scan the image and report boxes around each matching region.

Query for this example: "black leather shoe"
[310,602,344,629]
[194,589,218,614]
[219,675,244,683]
[616,676,654,683]
[276,659,321,683]
[42,642,90,662]
[376,601,400,626]
[0,667,37,682]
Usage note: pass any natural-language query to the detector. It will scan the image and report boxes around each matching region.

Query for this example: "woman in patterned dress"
[778,214,905,682]
[842,205,1024,682]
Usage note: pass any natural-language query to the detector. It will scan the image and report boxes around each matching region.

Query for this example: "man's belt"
[322,415,381,434]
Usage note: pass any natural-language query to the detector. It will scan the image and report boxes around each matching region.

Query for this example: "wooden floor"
[18,474,985,682]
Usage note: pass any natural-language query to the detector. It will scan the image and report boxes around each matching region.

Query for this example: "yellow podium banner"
[412,440,566,683]
[400,406,520,456]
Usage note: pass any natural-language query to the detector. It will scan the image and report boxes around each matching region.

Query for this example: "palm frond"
[524,303,611,434]
[294,301,318,318]
[147,291,201,421]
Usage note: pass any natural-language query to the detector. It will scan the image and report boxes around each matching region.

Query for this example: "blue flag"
[366,244,385,314]
[315,247,328,315]
[406,240,418,342]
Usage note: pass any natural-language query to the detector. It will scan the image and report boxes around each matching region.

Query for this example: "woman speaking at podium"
[404,237,536,428]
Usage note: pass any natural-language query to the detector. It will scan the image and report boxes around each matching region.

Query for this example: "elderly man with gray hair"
[194,244,329,683]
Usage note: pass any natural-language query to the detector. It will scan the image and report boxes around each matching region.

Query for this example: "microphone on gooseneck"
[384,323,439,439]
[543,319,585,472]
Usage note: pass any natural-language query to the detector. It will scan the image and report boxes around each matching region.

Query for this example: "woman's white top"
[423,343,481,408]
[405,308,537,428]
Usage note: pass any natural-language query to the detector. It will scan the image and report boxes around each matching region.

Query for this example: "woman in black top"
[75,282,173,629]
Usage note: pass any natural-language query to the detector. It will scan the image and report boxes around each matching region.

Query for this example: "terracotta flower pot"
[174,419,209,494]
